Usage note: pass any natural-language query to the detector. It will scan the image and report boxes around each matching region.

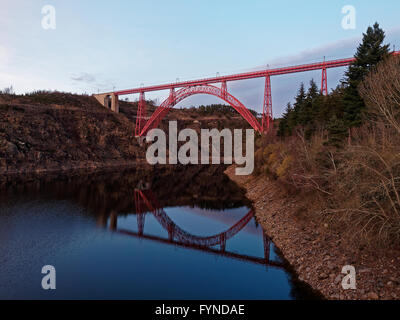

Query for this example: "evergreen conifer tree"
[325,115,349,148]
[278,102,292,137]
[342,22,390,128]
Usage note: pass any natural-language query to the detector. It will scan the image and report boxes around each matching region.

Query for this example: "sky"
[1,0,400,117]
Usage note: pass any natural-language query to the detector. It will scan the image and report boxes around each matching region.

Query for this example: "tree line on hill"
[254,23,400,246]
[189,104,258,118]
[277,22,391,147]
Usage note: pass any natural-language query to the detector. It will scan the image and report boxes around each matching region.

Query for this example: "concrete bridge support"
[93,93,119,113]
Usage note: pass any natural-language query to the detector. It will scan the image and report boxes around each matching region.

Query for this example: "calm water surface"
[0,166,318,299]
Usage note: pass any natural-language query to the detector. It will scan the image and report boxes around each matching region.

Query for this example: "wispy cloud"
[70,72,96,83]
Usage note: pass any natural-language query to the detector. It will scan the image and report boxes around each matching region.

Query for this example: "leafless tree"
[359,56,400,134]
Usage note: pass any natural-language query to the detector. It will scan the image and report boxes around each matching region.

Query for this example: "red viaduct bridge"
[107,189,280,268]
[93,51,400,137]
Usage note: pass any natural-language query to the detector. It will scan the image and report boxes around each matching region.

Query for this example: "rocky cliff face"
[0,92,143,176]
[0,91,252,177]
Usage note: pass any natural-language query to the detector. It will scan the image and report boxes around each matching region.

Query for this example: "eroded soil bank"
[0,92,249,177]
[225,166,400,300]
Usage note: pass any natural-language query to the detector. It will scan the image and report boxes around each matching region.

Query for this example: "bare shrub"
[1,86,14,95]
[319,56,400,245]
[359,56,400,133]
[255,57,400,246]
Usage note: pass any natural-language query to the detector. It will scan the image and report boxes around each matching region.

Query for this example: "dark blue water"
[0,167,318,300]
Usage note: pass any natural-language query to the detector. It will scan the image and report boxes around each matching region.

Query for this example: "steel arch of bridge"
[135,189,254,248]
[109,189,281,267]
[93,51,400,137]
[138,84,262,137]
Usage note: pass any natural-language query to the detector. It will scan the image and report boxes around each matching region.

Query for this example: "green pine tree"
[289,82,306,128]
[294,82,306,107]
[278,102,292,137]
[325,115,349,148]
[307,79,319,100]
[342,22,390,128]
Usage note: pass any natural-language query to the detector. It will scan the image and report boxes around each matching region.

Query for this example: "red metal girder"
[137,189,255,247]
[262,75,272,132]
[169,88,176,106]
[137,213,145,235]
[135,92,146,136]
[117,228,283,267]
[263,233,271,263]
[139,84,262,136]
[108,51,400,137]
[221,81,227,100]
[110,52,399,96]
[321,67,328,96]
[114,58,350,96]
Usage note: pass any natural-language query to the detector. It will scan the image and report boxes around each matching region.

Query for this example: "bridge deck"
[111,51,399,96]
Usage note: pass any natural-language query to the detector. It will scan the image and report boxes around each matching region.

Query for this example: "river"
[0,166,319,299]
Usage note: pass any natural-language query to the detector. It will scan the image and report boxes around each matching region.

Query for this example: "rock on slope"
[0,92,143,175]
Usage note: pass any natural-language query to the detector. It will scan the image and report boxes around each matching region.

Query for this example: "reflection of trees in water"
[145,165,251,210]
[0,165,322,300]
[0,165,251,221]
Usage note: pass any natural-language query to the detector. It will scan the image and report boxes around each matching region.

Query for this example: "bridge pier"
[262,75,273,132]
[263,233,271,264]
[135,92,146,137]
[169,88,176,106]
[93,92,119,113]
[321,67,328,96]
[109,211,118,231]
[220,233,226,252]
[168,224,175,242]
[221,81,227,100]
[137,213,145,235]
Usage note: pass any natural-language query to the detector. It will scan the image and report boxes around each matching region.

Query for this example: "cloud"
[70,72,96,83]
[259,37,360,69]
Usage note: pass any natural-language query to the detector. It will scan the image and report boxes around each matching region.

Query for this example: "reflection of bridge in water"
[107,189,284,269]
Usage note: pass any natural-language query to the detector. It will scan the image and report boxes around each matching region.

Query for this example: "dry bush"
[360,56,400,134]
[336,56,400,244]
[255,56,400,246]
[322,128,400,245]
[320,56,400,245]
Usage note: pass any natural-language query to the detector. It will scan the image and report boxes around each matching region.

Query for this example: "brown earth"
[0,93,143,176]
[0,92,249,178]
[225,165,400,300]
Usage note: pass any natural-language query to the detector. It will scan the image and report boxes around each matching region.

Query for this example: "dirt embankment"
[225,166,400,300]
[0,92,250,178]
[0,93,146,176]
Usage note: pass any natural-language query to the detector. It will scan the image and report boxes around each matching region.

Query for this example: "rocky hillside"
[0,92,143,176]
[0,91,251,177]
